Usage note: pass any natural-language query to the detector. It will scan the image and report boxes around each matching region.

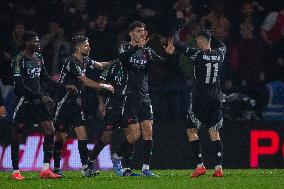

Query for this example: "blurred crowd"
[0,0,284,122]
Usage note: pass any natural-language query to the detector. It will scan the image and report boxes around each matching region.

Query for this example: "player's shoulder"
[12,52,24,64]
[119,41,130,51]
[64,56,76,65]
[34,52,44,59]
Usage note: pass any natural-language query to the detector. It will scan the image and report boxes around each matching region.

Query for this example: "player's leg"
[89,109,115,164]
[187,128,206,178]
[30,102,60,179]
[112,122,140,176]
[74,125,95,177]
[11,98,27,180]
[52,101,69,177]
[120,127,139,176]
[208,117,224,177]
[11,127,25,180]
[40,120,61,179]
[139,103,158,177]
[186,99,206,178]
[53,131,67,177]
[140,119,158,177]
[89,130,112,163]
[112,99,140,176]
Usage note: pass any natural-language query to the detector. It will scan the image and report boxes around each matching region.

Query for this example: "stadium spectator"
[261,4,284,45]
[237,22,266,85]
[40,20,70,76]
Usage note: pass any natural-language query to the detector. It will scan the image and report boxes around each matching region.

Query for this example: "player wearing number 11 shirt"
[166,29,226,178]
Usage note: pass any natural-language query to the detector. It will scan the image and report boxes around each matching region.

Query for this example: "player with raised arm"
[10,31,77,180]
[165,28,226,177]
[52,35,113,177]
[111,21,174,177]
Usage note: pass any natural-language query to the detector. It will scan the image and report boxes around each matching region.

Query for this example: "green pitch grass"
[1,169,284,189]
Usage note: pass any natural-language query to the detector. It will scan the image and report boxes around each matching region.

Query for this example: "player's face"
[78,40,90,57]
[28,37,41,52]
[130,27,146,43]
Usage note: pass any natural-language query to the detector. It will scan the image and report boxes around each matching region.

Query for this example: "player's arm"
[118,42,140,63]
[92,59,118,70]
[77,75,113,92]
[146,48,166,64]
[174,31,200,57]
[211,36,226,58]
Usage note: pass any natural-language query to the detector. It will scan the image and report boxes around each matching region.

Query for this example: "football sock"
[142,140,152,167]
[53,141,64,169]
[78,140,88,166]
[212,140,223,168]
[189,140,203,167]
[11,141,20,170]
[43,134,54,164]
[90,140,107,162]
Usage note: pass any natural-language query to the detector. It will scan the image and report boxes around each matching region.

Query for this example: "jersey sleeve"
[100,59,120,82]
[67,58,84,77]
[11,56,22,77]
[118,42,140,64]
[212,36,226,60]
[183,46,201,61]
[145,47,165,64]
[173,30,201,61]
[100,65,111,81]
[86,58,97,70]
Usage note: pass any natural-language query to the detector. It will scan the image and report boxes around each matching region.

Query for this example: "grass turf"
[0,169,284,189]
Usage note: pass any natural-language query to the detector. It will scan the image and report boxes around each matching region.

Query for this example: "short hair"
[71,35,88,52]
[128,21,146,32]
[71,35,88,47]
[23,31,38,46]
[197,30,211,42]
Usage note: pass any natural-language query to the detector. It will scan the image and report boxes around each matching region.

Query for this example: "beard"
[82,51,90,57]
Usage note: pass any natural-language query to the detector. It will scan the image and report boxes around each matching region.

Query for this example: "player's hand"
[65,85,78,94]
[98,103,106,117]
[139,30,149,47]
[164,38,175,54]
[0,106,6,118]
[41,96,55,108]
[100,84,114,93]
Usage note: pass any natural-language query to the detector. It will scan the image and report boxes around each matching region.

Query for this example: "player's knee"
[187,128,199,141]
[142,129,152,140]
[128,132,141,143]
[209,130,220,141]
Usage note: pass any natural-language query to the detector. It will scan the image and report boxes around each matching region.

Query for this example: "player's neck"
[23,49,34,58]
[129,40,139,46]
[73,52,84,62]
[202,45,211,51]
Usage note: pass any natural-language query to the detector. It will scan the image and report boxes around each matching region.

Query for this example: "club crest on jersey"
[27,67,41,78]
